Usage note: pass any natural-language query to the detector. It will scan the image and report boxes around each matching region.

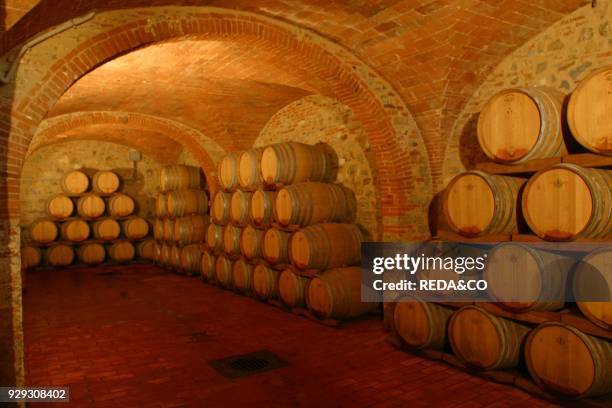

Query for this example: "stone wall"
[255,95,380,240]
[20,140,162,234]
[443,1,612,187]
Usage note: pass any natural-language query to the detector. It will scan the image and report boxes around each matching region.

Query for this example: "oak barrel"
[253,264,279,299]
[275,182,357,227]
[230,190,252,225]
[306,267,377,319]
[484,243,571,312]
[240,225,263,260]
[166,189,208,217]
[567,66,612,155]
[108,241,135,263]
[77,243,105,265]
[262,228,291,265]
[122,217,149,240]
[215,255,233,287]
[173,215,208,246]
[448,306,530,370]
[278,269,308,308]
[92,170,120,193]
[47,195,74,219]
[393,298,453,350]
[155,193,168,218]
[60,219,90,242]
[21,246,42,269]
[477,87,566,163]
[289,223,362,270]
[162,218,175,243]
[107,193,134,217]
[573,248,612,330]
[153,242,162,263]
[260,142,338,185]
[170,246,182,271]
[45,244,74,266]
[201,251,216,281]
[232,258,254,293]
[223,225,242,256]
[525,322,612,398]
[92,218,120,241]
[218,152,239,191]
[444,171,525,236]
[160,165,203,192]
[160,244,172,266]
[61,170,89,194]
[77,194,106,218]
[206,223,224,252]
[522,164,612,240]
[180,244,203,275]
[153,219,164,241]
[29,219,58,243]
[250,189,276,227]
[238,148,263,190]
[212,191,231,224]
[137,239,155,260]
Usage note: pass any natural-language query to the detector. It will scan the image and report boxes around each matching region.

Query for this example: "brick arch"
[5,7,431,240]
[30,111,226,192]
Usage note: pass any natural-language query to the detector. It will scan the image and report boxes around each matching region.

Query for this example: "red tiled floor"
[23,265,558,407]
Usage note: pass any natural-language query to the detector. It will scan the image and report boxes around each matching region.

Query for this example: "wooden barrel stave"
[162,218,175,243]
[250,189,276,227]
[223,225,243,256]
[238,148,264,190]
[155,194,168,218]
[240,225,263,260]
[262,228,291,265]
[215,255,233,287]
[206,223,224,252]
[201,251,216,281]
[218,153,240,191]
[232,258,254,293]
[230,190,252,225]
[212,191,231,224]
[278,269,309,308]
[180,244,203,275]
[253,264,279,299]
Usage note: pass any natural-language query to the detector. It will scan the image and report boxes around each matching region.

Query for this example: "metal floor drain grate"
[209,349,288,379]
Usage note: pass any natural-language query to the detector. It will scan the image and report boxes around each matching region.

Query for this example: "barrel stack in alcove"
[201,141,377,321]
[21,169,155,269]
[154,165,208,275]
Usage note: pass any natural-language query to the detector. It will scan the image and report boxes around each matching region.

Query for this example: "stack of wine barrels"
[21,169,154,269]
[199,141,376,321]
[153,164,208,276]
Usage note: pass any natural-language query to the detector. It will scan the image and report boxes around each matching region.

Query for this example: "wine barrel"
[21,246,42,269]
[212,191,231,224]
[29,219,58,244]
[223,225,242,256]
[163,218,175,243]
[448,306,530,370]
[260,142,338,185]
[393,298,453,350]
[167,190,208,217]
[307,267,377,319]
[45,244,75,266]
[173,215,208,246]
[180,244,203,275]
[206,223,224,252]
[61,170,89,194]
[155,193,168,218]
[573,248,612,330]
[275,182,356,227]
[262,228,291,265]
[567,66,612,155]
[477,87,566,163]
[444,171,525,236]
[92,218,120,241]
[153,220,164,241]
[290,223,362,270]
[238,148,263,190]
[250,190,276,227]
[484,243,571,312]
[230,190,252,225]
[92,170,120,193]
[218,152,239,191]
[160,244,172,266]
[60,219,90,242]
[253,264,278,299]
[170,246,182,271]
[107,193,135,217]
[137,239,155,259]
[77,243,105,265]
[108,241,135,263]
[160,165,203,192]
[523,164,612,240]
[278,269,308,308]
[121,217,149,240]
[240,225,263,260]
[201,251,216,281]
[215,255,233,287]
[77,194,106,218]
[525,322,612,398]
[47,195,74,219]
[153,242,163,263]
[232,258,254,293]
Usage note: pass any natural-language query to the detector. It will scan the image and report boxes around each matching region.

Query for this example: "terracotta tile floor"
[23,265,557,407]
